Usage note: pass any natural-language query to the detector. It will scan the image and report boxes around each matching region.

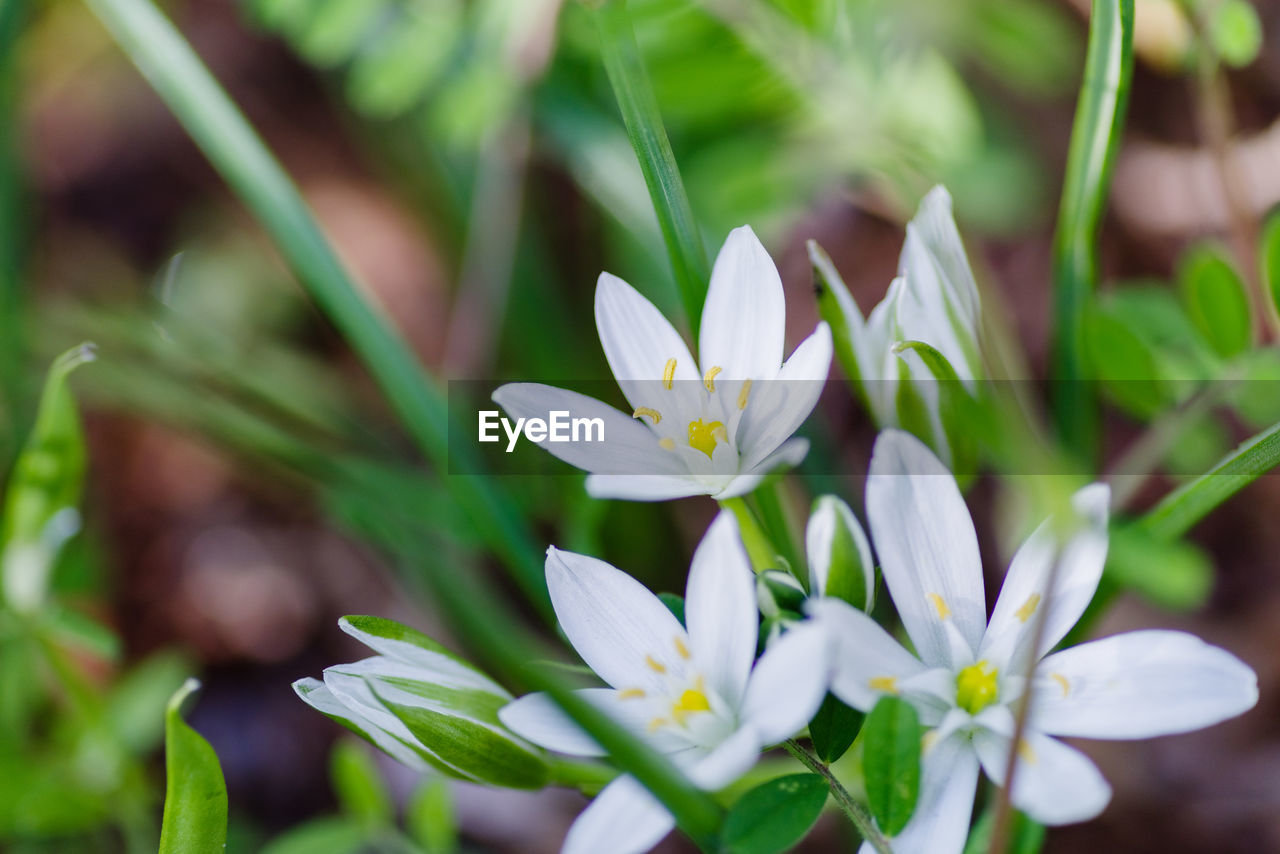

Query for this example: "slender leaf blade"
[159,679,228,854]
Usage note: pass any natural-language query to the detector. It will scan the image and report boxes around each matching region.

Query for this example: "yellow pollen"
[703,366,722,392]
[663,358,677,390]
[673,636,691,659]
[670,688,712,725]
[955,660,999,715]
[645,654,667,673]
[1017,738,1037,765]
[1015,593,1042,623]
[618,688,646,700]
[659,437,676,450]
[927,593,951,620]
[647,717,667,733]
[868,676,899,694]
[1050,672,1071,698]
[633,407,662,425]
[687,418,726,458]
[737,378,753,410]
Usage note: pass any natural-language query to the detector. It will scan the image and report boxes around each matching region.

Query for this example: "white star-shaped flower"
[499,512,830,854]
[495,226,832,501]
[811,430,1258,854]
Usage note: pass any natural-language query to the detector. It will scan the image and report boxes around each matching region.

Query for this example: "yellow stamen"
[618,688,646,700]
[659,437,676,451]
[1050,672,1070,698]
[673,636,691,659]
[1017,738,1037,764]
[645,654,667,673]
[647,717,667,733]
[1015,593,1042,623]
[670,688,712,725]
[868,676,899,694]
[663,358,677,390]
[687,418,726,458]
[927,593,951,620]
[703,365,722,392]
[737,378,753,410]
[955,660,999,715]
[633,406,662,425]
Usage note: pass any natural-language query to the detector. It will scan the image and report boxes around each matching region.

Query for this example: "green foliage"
[1260,208,1280,319]
[329,740,393,827]
[407,777,457,854]
[159,679,228,854]
[861,696,922,837]
[1178,244,1252,358]
[720,773,828,854]
[963,803,1045,854]
[1210,0,1263,68]
[1107,523,1212,611]
[807,693,863,764]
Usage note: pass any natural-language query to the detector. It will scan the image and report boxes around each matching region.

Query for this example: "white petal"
[807,597,926,712]
[866,430,985,668]
[498,689,689,757]
[595,272,699,415]
[492,383,685,476]
[585,473,707,501]
[687,724,763,790]
[294,678,428,771]
[1033,630,1259,739]
[546,547,691,692]
[858,278,905,423]
[865,731,980,854]
[740,623,830,744]
[699,225,786,381]
[805,494,875,609]
[974,729,1111,826]
[738,323,832,470]
[980,484,1110,668]
[732,438,810,492]
[686,512,758,708]
[563,774,675,854]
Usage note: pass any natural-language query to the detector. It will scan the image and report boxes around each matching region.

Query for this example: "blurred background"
[2,0,1279,851]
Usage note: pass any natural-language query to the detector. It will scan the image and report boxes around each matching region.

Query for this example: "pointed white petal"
[1033,630,1258,739]
[807,598,926,712]
[738,323,832,470]
[981,484,1110,668]
[974,728,1111,826]
[866,430,985,668]
[294,678,428,770]
[686,512,758,708]
[866,731,980,854]
[732,438,810,492]
[492,383,685,476]
[546,547,691,692]
[595,272,699,414]
[585,473,707,501]
[498,689,691,757]
[858,278,905,423]
[740,623,830,744]
[699,225,786,381]
[563,774,676,854]
[687,724,763,790]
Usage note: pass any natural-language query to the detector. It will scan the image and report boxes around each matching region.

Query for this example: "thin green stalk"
[719,496,778,572]
[593,0,709,334]
[783,739,892,854]
[1140,418,1280,541]
[82,0,549,616]
[0,0,28,455]
[751,480,804,579]
[1050,0,1134,465]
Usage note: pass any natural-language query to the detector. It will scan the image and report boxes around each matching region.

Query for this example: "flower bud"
[805,495,874,612]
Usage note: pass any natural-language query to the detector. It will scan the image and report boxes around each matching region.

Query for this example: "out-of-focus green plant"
[158,680,227,854]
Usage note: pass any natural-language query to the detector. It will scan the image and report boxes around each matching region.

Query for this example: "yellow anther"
[618,688,646,700]
[663,358,677,390]
[659,437,676,450]
[671,688,712,725]
[687,418,726,458]
[955,660,999,715]
[703,365,722,392]
[645,654,667,674]
[633,406,662,425]
[1017,738,1037,765]
[673,636,691,660]
[737,378,753,410]
[927,593,951,620]
[1050,672,1071,698]
[647,717,667,733]
[1015,593,1042,624]
[868,676,899,694]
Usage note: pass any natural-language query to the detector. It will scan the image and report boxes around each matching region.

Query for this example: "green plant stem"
[719,496,777,572]
[82,0,549,617]
[1050,0,1134,465]
[751,480,804,579]
[548,757,620,794]
[783,739,892,854]
[593,0,709,334]
[0,0,28,455]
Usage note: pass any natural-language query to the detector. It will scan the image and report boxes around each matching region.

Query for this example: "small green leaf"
[1179,243,1252,358]
[1211,0,1263,68]
[862,696,922,836]
[407,777,457,854]
[756,570,806,619]
[330,739,392,827]
[1106,523,1212,610]
[720,773,828,854]
[159,678,228,854]
[1259,209,1280,320]
[1084,303,1167,418]
[658,592,686,626]
[259,816,367,854]
[807,692,864,764]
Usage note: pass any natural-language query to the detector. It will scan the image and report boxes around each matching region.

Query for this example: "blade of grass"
[593,0,708,335]
[0,0,28,458]
[81,0,549,616]
[1049,0,1134,467]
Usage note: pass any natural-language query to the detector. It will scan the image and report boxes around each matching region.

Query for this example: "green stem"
[751,480,804,580]
[593,0,709,334]
[719,496,778,572]
[783,739,892,854]
[0,0,28,456]
[1050,0,1135,465]
[82,0,550,617]
[549,757,621,794]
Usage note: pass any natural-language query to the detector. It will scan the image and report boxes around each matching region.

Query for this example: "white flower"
[494,226,832,501]
[810,430,1258,854]
[499,512,830,854]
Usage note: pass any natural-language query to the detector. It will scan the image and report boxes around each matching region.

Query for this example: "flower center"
[687,419,726,458]
[955,660,999,714]
[671,686,712,725]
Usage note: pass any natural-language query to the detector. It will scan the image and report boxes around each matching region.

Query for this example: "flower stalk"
[783,739,894,854]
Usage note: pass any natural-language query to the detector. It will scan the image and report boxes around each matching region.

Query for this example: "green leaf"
[259,816,367,854]
[1259,208,1280,319]
[1106,522,1212,610]
[1211,0,1263,68]
[807,692,863,764]
[720,773,828,854]
[329,739,392,827]
[159,678,228,854]
[658,592,686,626]
[407,777,457,854]
[809,240,867,400]
[862,696,922,836]
[1084,302,1167,418]
[1178,243,1252,358]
